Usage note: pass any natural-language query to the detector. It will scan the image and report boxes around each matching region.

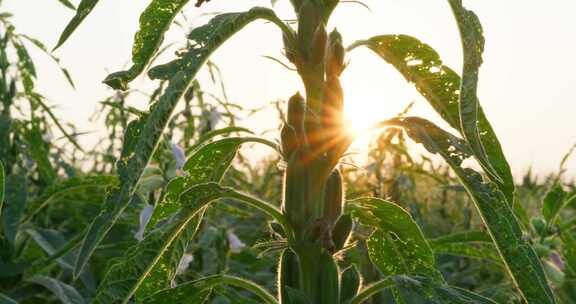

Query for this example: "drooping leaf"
[74,7,290,279]
[104,0,192,90]
[447,0,501,184]
[94,183,289,303]
[54,0,100,50]
[542,184,567,224]
[382,116,556,304]
[349,197,443,282]
[350,34,514,205]
[2,172,27,245]
[148,7,292,81]
[28,275,85,304]
[393,275,497,304]
[142,275,278,304]
[148,136,279,228]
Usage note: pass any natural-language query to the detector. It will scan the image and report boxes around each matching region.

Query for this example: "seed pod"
[340,265,361,303]
[318,251,340,304]
[323,169,344,226]
[332,214,353,251]
[281,123,299,159]
[327,28,345,76]
[287,92,305,134]
[278,248,301,304]
[310,24,327,65]
[282,151,309,234]
[322,76,344,128]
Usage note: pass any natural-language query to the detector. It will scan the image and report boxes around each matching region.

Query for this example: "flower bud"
[287,92,306,134]
[327,28,345,76]
[310,24,328,65]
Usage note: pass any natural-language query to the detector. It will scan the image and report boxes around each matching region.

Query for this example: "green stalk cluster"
[279,1,352,302]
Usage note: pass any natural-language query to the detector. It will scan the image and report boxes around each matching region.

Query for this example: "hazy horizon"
[3,0,576,179]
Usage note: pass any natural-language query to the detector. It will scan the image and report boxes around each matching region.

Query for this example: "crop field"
[0,0,575,303]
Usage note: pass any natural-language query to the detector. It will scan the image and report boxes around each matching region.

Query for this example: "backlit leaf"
[104,0,192,90]
[148,136,279,228]
[349,197,443,282]
[142,275,278,304]
[94,183,288,303]
[542,184,567,224]
[382,116,556,304]
[394,275,497,304]
[350,34,514,205]
[54,0,100,50]
[75,7,289,280]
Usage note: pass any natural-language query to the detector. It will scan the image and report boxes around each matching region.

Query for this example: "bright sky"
[3,0,576,179]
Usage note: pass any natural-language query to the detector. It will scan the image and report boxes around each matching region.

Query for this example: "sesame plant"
[2,0,575,303]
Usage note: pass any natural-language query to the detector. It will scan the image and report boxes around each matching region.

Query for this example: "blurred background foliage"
[0,2,575,303]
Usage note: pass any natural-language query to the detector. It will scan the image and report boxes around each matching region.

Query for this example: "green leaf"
[447,0,501,184]
[0,294,17,304]
[28,275,85,304]
[24,176,117,222]
[350,279,395,304]
[148,136,279,228]
[431,243,501,264]
[185,126,254,154]
[382,116,556,304]
[340,265,361,303]
[104,0,192,90]
[54,0,100,50]
[430,231,492,244]
[95,183,289,303]
[393,275,497,304]
[1,173,27,245]
[14,41,36,92]
[26,122,56,184]
[349,197,443,282]
[96,136,275,303]
[142,275,279,304]
[74,7,289,280]
[57,0,76,10]
[26,228,77,270]
[350,34,514,205]
[542,184,567,224]
[0,161,4,218]
[148,7,292,81]
[429,231,500,263]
